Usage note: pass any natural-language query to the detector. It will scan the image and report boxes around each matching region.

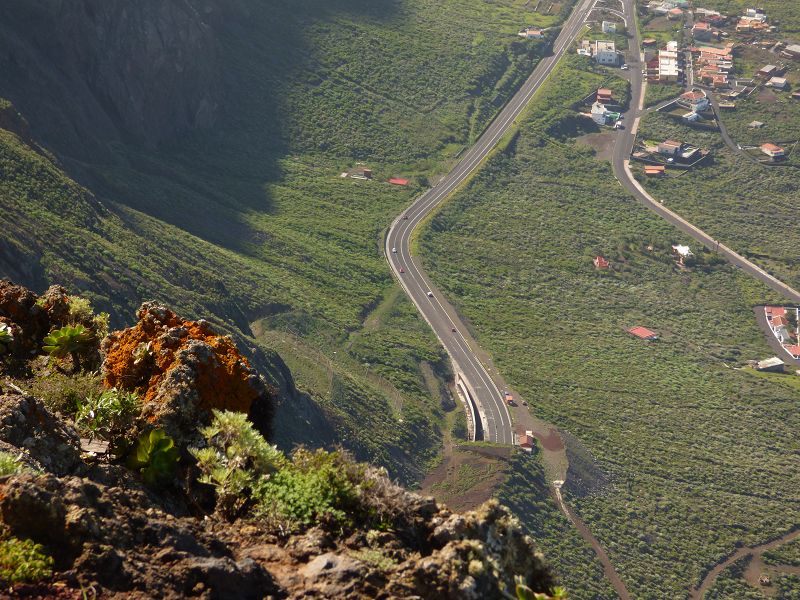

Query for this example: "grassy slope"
[499,450,617,599]
[0,0,569,484]
[419,55,800,598]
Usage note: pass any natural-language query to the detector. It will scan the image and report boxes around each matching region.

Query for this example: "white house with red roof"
[761,143,785,159]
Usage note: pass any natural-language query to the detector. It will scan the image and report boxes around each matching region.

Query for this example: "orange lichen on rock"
[102,302,272,441]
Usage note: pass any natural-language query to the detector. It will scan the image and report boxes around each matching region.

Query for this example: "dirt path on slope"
[690,528,800,599]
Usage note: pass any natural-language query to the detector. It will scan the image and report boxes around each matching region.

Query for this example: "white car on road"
[427,291,434,298]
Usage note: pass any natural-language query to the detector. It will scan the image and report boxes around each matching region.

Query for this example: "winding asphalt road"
[385,0,595,444]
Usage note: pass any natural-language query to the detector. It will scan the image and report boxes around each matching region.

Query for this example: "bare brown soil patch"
[421,444,512,512]
[758,89,779,104]
[577,131,617,161]
[538,427,565,451]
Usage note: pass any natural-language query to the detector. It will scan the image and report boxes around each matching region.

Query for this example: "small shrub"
[67,296,109,339]
[451,410,469,440]
[254,448,368,533]
[27,371,103,416]
[75,388,140,442]
[348,548,398,571]
[132,341,154,366]
[191,410,285,520]
[42,325,94,373]
[512,578,567,600]
[126,429,179,487]
[0,537,53,585]
[0,451,28,477]
[0,323,13,355]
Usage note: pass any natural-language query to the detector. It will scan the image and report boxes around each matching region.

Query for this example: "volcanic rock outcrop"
[102,302,273,444]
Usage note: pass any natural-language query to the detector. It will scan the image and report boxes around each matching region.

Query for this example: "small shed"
[749,120,765,128]
[519,432,536,451]
[347,166,373,180]
[756,357,784,372]
[593,256,610,269]
[644,165,666,176]
[767,76,788,90]
[628,326,659,340]
[388,178,410,186]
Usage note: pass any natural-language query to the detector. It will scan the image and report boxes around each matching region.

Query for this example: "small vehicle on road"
[402,215,409,220]
[426,291,434,298]
[399,267,405,273]
[614,121,624,130]
[392,247,397,253]
[451,327,457,332]
[620,64,629,70]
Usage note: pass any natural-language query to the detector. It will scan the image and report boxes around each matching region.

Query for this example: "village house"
[667,7,683,20]
[519,432,536,451]
[772,316,793,343]
[594,40,619,65]
[749,120,765,128]
[765,306,787,321]
[578,39,593,56]
[767,76,788,90]
[628,327,659,341]
[596,88,613,104]
[785,345,800,359]
[756,64,778,79]
[656,41,681,82]
[760,143,785,159]
[591,101,609,124]
[518,28,544,39]
[678,90,710,112]
[694,8,725,26]
[658,140,683,156]
[692,22,713,42]
[388,178,409,186]
[593,256,610,269]
[781,44,800,60]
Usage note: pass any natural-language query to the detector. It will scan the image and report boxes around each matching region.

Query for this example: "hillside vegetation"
[419,55,800,598]
[0,0,571,483]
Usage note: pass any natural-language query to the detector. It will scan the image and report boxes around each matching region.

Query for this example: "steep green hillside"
[0,0,569,483]
[419,55,800,598]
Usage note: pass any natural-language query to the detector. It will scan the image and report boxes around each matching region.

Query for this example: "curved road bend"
[385,0,595,445]
[611,18,800,304]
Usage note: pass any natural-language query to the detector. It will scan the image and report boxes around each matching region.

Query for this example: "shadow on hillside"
[87,0,404,255]
[0,0,402,255]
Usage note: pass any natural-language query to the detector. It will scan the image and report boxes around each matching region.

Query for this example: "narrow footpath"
[691,528,800,599]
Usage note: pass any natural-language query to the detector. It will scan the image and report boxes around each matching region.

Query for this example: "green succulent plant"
[132,341,154,366]
[510,577,567,600]
[0,537,53,585]
[0,323,13,355]
[126,429,179,487]
[42,324,94,372]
